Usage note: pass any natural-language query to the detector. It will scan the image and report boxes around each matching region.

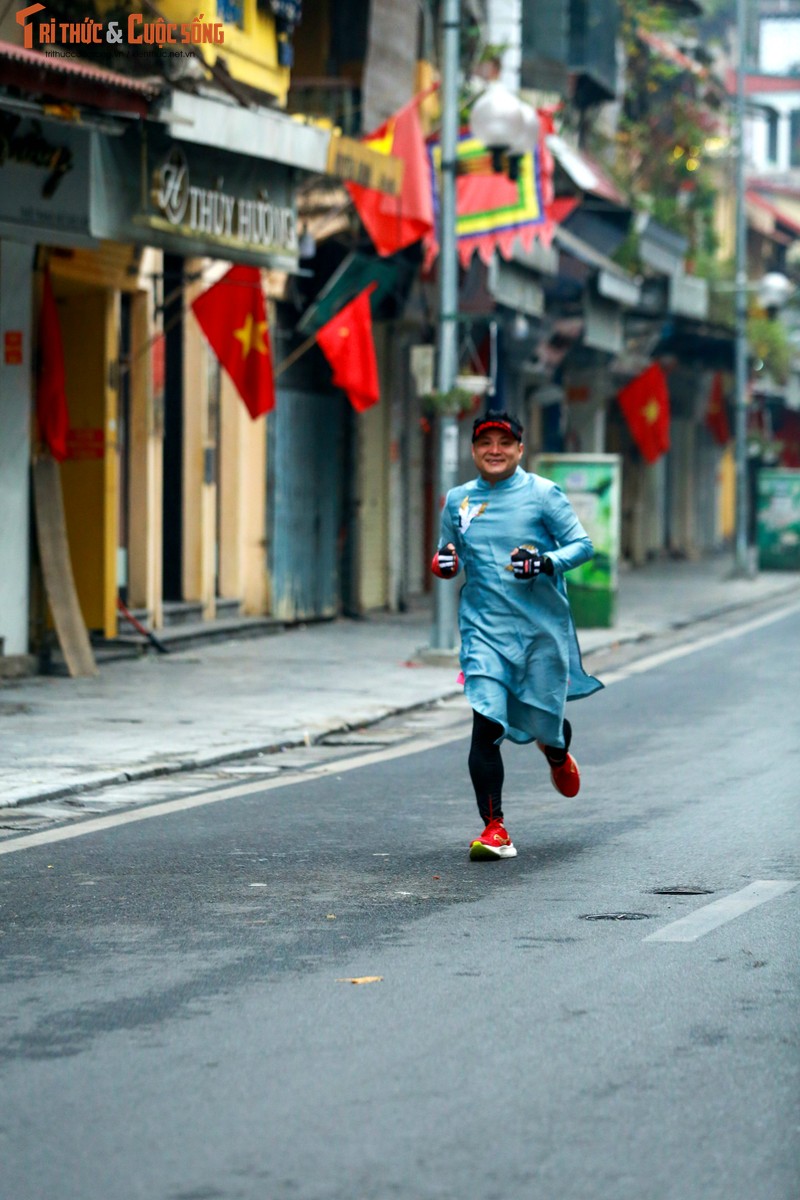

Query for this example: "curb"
[4,691,464,811]
[5,579,798,811]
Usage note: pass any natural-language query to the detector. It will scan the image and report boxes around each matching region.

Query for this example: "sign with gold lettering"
[91,127,299,269]
[326,132,403,196]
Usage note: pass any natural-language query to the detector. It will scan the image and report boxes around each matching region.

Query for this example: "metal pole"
[733,0,751,576]
[431,0,461,651]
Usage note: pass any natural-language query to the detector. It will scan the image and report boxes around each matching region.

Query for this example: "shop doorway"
[56,277,117,635]
[267,387,350,620]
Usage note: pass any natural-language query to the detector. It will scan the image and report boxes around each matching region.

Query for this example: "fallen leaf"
[337,976,383,985]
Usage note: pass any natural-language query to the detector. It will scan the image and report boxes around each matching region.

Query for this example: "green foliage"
[748,317,792,385]
[587,0,725,263]
[421,387,478,418]
[700,0,735,16]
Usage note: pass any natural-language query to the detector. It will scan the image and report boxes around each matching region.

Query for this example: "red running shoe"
[538,743,581,797]
[469,818,517,861]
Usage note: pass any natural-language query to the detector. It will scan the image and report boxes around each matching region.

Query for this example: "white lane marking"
[3,601,799,856]
[601,600,800,685]
[644,880,798,943]
[0,727,469,856]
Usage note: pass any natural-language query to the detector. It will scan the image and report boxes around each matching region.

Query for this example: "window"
[217,0,244,29]
[791,109,800,168]
[767,109,779,164]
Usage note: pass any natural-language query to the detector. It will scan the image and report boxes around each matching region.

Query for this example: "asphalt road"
[1,606,799,1200]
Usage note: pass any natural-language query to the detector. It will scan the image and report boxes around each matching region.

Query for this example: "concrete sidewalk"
[1,555,798,808]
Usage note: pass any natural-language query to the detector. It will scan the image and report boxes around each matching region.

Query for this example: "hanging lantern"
[470,81,526,173]
[470,82,540,180]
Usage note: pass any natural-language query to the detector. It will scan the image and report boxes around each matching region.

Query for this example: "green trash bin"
[757,468,800,571]
[535,454,621,628]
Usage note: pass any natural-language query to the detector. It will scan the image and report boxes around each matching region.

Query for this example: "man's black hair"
[471,409,524,443]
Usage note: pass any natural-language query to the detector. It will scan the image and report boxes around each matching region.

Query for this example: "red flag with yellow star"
[191,265,275,419]
[315,285,380,412]
[346,98,434,258]
[618,363,670,464]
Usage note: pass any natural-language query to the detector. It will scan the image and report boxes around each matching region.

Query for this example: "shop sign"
[16,3,225,51]
[92,128,299,268]
[326,131,402,195]
[0,116,94,246]
[152,146,296,251]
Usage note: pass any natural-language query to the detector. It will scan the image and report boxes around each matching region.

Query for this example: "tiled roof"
[0,38,162,98]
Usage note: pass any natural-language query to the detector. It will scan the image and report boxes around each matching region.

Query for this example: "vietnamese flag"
[706,371,731,445]
[191,265,275,419]
[346,97,434,257]
[316,286,380,412]
[618,363,671,464]
[36,266,69,461]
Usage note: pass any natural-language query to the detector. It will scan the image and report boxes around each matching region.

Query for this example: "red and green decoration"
[424,111,556,268]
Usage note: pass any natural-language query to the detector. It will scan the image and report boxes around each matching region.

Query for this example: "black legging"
[468,710,572,825]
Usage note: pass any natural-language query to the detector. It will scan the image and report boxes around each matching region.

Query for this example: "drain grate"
[580,912,653,922]
[650,887,714,896]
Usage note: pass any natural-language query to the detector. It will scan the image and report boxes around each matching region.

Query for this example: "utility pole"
[733,0,752,576]
[430,0,461,651]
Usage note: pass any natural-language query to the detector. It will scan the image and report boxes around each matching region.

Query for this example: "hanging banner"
[425,115,555,267]
[535,453,621,628]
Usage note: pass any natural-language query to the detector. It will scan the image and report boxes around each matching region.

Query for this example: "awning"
[725,69,800,97]
[547,135,628,208]
[635,215,689,275]
[296,251,416,335]
[747,189,800,241]
[637,27,707,77]
[553,225,641,308]
[163,89,331,175]
[547,137,632,259]
[0,38,161,115]
[651,318,735,371]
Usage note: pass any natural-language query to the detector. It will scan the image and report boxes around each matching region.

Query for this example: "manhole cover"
[580,912,653,921]
[650,887,714,896]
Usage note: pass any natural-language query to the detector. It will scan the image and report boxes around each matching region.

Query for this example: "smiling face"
[471,428,524,483]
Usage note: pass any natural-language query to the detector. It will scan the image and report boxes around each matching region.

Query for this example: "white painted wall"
[759,17,800,75]
[748,87,800,174]
[0,241,34,656]
[486,0,522,92]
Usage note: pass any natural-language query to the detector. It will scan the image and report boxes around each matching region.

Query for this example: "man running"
[432,410,602,860]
